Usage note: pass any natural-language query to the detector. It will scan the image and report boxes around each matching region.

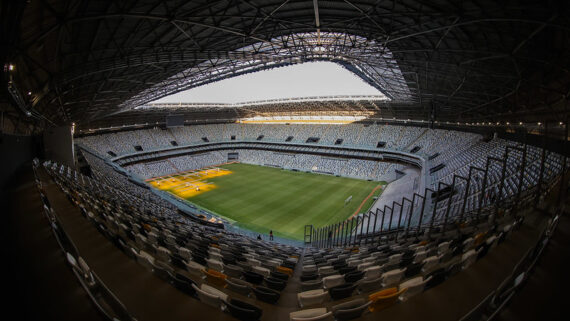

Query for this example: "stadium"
[1,1,569,321]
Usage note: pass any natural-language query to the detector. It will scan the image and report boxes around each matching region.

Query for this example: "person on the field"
[269,230,274,241]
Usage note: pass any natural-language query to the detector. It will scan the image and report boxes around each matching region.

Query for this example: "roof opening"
[151,61,387,104]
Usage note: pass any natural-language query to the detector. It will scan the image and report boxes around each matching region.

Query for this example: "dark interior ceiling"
[2,0,569,132]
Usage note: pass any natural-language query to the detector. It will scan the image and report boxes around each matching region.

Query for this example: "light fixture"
[9,64,15,71]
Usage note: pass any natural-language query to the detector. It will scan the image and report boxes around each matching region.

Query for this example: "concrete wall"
[0,134,36,190]
[43,126,75,168]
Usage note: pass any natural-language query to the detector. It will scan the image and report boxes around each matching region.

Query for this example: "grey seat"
[332,298,371,321]
[226,277,252,296]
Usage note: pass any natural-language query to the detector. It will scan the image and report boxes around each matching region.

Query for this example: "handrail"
[32,163,137,321]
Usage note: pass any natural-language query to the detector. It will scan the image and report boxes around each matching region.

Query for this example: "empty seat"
[300,273,319,282]
[381,268,406,287]
[206,258,224,272]
[243,271,264,285]
[421,256,439,273]
[226,277,252,296]
[192,283,227,310]
[398,276,431,301]
[363,265,382,280]
[404,262,422,278]
[203,268,227,287]
[331,298,371,321]
[253,266,271,277]
[225,264,244,278]
[329,283,357,301]
[357,276,382,293]
[437,241,450,255]
[461,249,478,270]
[227,299,262,321]
[271,270,290,280]
[387,253,403,266]
[322,275,344,289]
[290,308,333,321]
[298,289,329,308]
[252,286,280,304]
[186,260,205,276]
[344,270,365,283]
[172,273,196,296]
[265,277,287,291]
[368,287,407,312]
[301,279,323,292]
[462,237,474,252]
[424,268,447,290]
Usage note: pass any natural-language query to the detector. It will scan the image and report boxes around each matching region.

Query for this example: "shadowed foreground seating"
[171,273,196,296]
[368,287,407,312]
[290,308,334,321]
[298,289,329,308]
[265,276,287,291]
[253,286,281,304]
[331,298,371,321]
[227,299,263,321]
[226,277,252,296]
[243,271,265,285]
[398,276,431,301]
[203,268,227,287]
[329,283,357,300]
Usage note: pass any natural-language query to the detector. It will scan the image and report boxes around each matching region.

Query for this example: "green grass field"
[167,163,384,240]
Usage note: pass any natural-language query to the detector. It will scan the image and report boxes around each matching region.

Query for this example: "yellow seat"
[368,287,407,312]
[277,266,293,276]
[203,268,227,287]
[473,232,487,246]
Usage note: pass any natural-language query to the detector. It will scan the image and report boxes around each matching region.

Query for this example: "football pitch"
[148,163,384,240]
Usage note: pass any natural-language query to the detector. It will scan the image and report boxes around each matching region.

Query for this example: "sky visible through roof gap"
[152,61,387,104]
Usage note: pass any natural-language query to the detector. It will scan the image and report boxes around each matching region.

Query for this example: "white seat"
[387,253,402,265]
[399,276,431,301]
[322,275,344,289]
[461,249,477,270]
[357,262,374,271]
[381,268,406,287]
[437,241,450,255]
[201,283,228,302]
[462,237,474,252]
[486,235,499,250]
[347,259,362,267]
[192,284,223,310]
[206,258,224,272]
[178,247,192,260]
[363,265,382,280]
[297,289,329,308]
[421,256,439,273]
[247,258,261,267]
[155,246,171,262]
[413,250,427,264]
[290,308,333,321]
[253,266,271,277]
[186,260,205,276]
[303,265,318,273]
[318,266,334,275]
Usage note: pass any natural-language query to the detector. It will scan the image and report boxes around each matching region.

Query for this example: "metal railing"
[307,144,566,248]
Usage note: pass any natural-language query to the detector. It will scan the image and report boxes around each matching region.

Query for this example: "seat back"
[333,301,371,321]
[227,299,262,321]
[369,287,407,312]
[298,289,329,308]
[290,309,333,321]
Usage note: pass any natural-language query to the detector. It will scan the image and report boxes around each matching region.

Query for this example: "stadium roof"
[2,0,569,132]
